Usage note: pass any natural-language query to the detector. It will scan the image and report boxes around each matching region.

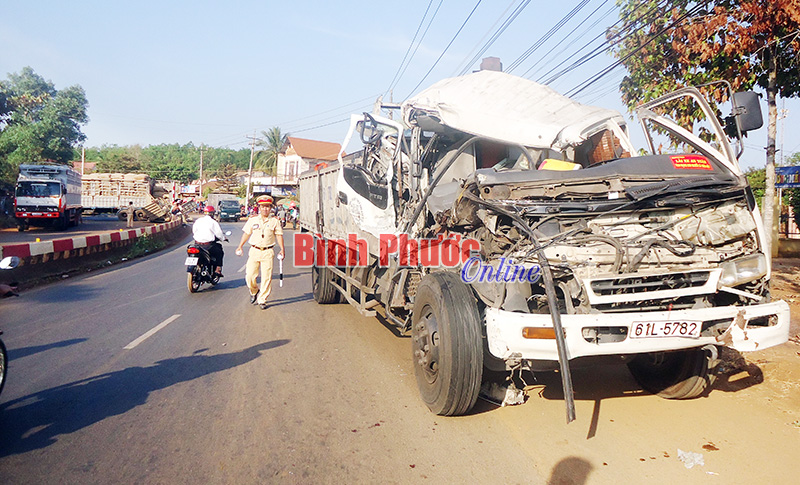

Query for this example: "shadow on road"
[266,292,313,307]
[0,339,289,457]
[9,338,88,360]
[548,456,593,484]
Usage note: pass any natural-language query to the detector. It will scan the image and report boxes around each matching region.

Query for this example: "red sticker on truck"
[671,155,713,170]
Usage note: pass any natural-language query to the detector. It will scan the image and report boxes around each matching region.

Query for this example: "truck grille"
[582,269,720,307]
[590,271,711,296]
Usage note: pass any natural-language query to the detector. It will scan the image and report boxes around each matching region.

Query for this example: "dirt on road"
[522,259,800,483]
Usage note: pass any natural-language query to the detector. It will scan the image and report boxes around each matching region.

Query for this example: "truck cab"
[15,163,82,231]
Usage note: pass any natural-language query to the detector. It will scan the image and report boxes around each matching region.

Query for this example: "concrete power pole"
[198,144,207,201]
[246,130,257,212]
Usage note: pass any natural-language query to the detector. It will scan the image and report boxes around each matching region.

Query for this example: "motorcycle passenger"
[192,205,225,277]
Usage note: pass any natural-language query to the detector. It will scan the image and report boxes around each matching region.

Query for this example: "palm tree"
[254,126,288,176]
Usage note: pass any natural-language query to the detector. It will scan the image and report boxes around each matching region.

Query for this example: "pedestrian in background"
[235,196,284,310]
[125,201,135,228]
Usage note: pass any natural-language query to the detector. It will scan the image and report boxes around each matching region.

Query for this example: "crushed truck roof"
[401,70,626,150]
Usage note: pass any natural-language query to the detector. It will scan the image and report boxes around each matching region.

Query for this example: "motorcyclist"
[192,205,225,277]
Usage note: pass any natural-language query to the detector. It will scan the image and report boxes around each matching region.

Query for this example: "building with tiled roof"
[276,137,342,186]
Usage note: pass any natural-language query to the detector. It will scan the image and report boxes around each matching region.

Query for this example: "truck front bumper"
[485,301,790,361]
[16,211,60,218]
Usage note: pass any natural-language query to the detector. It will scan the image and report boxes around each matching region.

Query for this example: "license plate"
[184,257,199,266]
[630,321,701,339]
[32,212,42,216]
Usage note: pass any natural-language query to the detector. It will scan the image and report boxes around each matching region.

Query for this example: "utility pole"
[779,99,788,166]
[198,144,207,201]
[246,130,257,213]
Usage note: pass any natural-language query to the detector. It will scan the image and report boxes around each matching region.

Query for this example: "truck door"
[337,113,404,237]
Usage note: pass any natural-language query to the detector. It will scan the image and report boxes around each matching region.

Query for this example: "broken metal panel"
[402,70,627,150]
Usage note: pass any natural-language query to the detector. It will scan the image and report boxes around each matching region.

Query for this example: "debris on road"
[677,449,704,469]
[479,381,526,407]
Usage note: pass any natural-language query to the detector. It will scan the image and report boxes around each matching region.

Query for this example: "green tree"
[214,163,239,193]
[255,126,287,175]
[0,67,89,184]
[611,0,800,250]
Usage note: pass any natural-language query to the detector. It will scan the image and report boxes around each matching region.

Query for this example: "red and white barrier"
[0,220,182,259]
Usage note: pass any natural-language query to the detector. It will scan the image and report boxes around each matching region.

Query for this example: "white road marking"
[237,264,246,273]
[124,314,181,349]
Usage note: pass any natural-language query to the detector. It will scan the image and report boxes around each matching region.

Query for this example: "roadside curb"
[0,220,182,260]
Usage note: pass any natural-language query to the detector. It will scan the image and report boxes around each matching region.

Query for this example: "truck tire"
[55,214,68,230]
[411,272,483,416]
[627,347,717,399]
[312,265,338,304]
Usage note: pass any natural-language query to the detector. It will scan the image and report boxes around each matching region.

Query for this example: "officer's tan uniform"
[242,214,283,305]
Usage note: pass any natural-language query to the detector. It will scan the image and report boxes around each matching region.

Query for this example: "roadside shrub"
[127,234,166,258]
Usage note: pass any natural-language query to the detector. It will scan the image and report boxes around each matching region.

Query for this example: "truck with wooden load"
[298,70,790,420]
[14,163,82,231]
[81,173,171,222]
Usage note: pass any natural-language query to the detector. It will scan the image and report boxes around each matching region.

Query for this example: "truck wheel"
[411,272,483,416]
[627,347,717,399]
[135,210,146,221]
[117,210,127,221]
[312,265,338,304]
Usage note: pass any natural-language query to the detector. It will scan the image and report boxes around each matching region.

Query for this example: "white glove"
[235,248,243,256]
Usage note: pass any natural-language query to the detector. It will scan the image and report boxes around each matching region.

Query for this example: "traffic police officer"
[235,195,285,309]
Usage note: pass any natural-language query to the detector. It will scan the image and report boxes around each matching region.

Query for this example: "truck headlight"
[719,254,766,287]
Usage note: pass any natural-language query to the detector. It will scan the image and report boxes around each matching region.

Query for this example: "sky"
[2,0,798,171]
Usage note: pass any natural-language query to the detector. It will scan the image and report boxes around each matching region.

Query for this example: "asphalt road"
[1,225,798,484]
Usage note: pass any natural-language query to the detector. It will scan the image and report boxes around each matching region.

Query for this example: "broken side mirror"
[725,91,763,137]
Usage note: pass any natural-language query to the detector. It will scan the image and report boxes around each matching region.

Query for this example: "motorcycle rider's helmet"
[204,205,215,213]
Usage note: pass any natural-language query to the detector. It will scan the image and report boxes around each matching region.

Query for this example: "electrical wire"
[520,0,612,79]
[505,0,593,74]
[405,0,484,98]
[389,0,445,96]
[455,0,532,76]
[385,0,437,96]
[537,0,673,86]
[566,2,705,97]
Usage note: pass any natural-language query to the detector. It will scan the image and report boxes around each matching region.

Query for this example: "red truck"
[14,163,83,231]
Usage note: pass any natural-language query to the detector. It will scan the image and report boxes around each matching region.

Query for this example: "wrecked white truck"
[297,70,790,420]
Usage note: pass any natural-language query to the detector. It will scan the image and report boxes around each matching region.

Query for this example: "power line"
[537,0,672,85]
[566,2,705,97]
[506,0,593,74]
[385,0,437,96]
[455,0,531,76]
[389,0,445,96]
[276,94,380,127]
[520,0,612,79]
[406,0,484,98]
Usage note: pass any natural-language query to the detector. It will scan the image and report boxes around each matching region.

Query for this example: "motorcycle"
[1,255,21,397]
[185,231,231,293]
